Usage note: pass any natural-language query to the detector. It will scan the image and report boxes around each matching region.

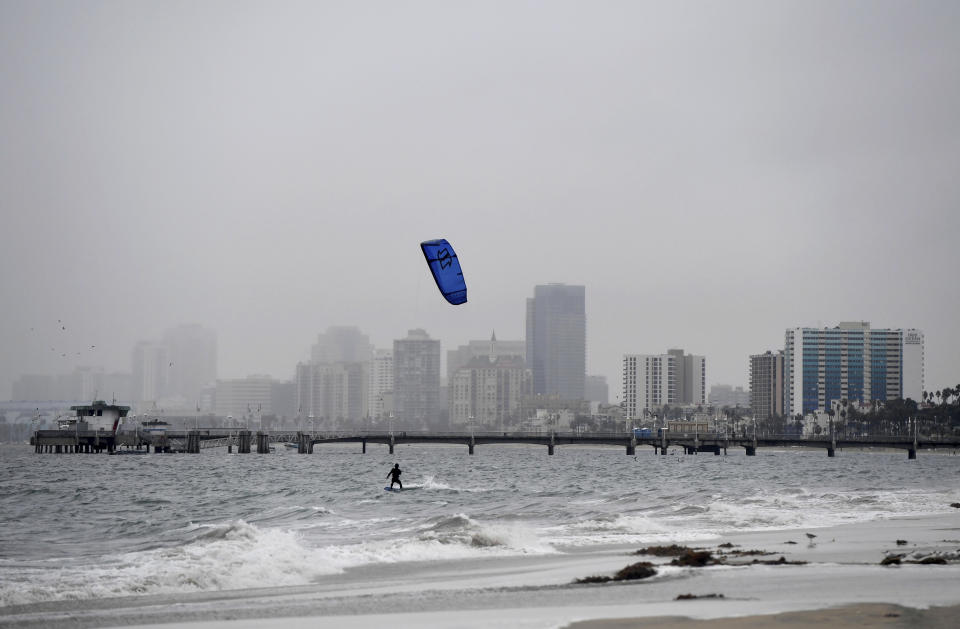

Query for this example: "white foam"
[543,512,719,547]
[0,520,345,606]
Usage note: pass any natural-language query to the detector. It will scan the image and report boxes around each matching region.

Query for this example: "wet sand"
[565,603,960,629]
[3,512,958,628]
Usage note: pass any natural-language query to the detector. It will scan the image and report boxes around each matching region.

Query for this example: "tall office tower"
[295,362,366,425]
[525,284,586,400]
[311,326,374,364]
[446,332,525,384]
[367,349,394,421]
[393,329,441,427]
[162,324,217,404]
[585,375,609,404]
[448,355,531,429]
[667,349,706,405]
[131,341,168,404]
[783,322,924,417]
[622,349,707,418]
[749,351,784,421]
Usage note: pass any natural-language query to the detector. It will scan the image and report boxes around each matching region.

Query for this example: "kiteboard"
[384,486,402,492]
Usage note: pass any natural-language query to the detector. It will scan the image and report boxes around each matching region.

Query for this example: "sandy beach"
[3,510,957,629]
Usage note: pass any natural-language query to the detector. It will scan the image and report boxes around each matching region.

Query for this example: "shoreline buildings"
[782,322,924,417]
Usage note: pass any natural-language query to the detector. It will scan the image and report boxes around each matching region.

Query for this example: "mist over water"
[1,444,958,607]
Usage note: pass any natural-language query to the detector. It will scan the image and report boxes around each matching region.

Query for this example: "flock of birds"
[29,319,97,359]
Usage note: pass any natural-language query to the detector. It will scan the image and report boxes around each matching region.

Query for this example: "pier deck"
[31,429,960,459]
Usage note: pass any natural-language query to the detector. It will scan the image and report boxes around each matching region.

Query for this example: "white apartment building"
[367,349,393,421]
[622,349,706,420]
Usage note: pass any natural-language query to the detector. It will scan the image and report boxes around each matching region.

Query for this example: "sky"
[1,0,958,402]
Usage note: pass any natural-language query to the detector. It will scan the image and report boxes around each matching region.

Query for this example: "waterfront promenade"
[31,428,960,459]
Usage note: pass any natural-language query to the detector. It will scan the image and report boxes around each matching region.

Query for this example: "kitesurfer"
[387,463,403,489]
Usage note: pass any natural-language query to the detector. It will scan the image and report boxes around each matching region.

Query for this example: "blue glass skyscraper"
[783,322,924,417]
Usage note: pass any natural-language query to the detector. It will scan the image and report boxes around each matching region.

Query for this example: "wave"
[0,520,344,606]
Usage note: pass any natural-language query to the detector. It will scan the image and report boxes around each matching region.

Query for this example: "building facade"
[393,329,441,427]
[295,362,366,427]
[215,375,274,420]
[783,322,924,417]
[367,349,393,421]
[622,349,706,419]
[709,384,751,408]
[162,324,217,405]
[311,326,374,364]
[525,284,586,400]
[446,333,525,385]
[448,355,532,430]
[131,341,168,404]
[749,351,783,421]
[668,349,706,405]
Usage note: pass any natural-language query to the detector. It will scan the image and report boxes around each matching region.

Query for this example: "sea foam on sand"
[44,511,959,629]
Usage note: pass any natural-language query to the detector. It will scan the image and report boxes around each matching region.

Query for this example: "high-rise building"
[393,329,441,427]
[622,349,706,418]
[525,284,585,400]
[448,355,531,429]
[131,341,168,404]
[367,349,393,421]
[446,332,525,385]
[162,324,217,404]
[215,375,274,419]
[783,322,924,417]
[295,362,366,426]
[299,326,374,425]
[667,349,706,405]
[749,351,784,420]
[311,326,374,364]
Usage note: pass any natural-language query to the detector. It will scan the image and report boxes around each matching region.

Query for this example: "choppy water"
[1,443,958,607]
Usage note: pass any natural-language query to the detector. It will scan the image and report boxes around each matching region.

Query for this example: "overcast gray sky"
[2,0,958,401]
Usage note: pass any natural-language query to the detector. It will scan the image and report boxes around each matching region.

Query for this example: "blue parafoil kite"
[420,239,467,305]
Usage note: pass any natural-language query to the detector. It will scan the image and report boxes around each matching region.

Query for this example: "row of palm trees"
[922,386,960,407]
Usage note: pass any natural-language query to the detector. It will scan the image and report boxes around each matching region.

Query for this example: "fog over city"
[2,1,958,403]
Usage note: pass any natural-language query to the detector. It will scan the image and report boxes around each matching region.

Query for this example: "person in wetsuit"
[387,463,402,489]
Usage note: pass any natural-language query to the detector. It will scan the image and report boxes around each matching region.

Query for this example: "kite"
[420,239,467,305]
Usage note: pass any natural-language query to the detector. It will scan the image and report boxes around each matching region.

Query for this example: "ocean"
[1,442,958,622]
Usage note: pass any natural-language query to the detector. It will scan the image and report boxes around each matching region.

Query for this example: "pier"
[31,429,960,459]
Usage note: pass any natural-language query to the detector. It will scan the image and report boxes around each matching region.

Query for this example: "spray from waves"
[0,520,346,606]
[0,514,560,607]
[543,512,719,547]
[408,476,490,493]
[657,486,960,534]
[318,512,558,569]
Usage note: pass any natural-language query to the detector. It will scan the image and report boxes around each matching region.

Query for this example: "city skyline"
[2,2,958,404]
[7,313,942,410]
